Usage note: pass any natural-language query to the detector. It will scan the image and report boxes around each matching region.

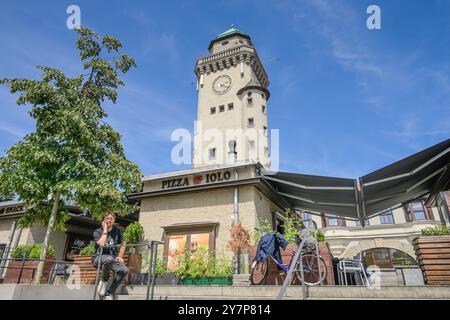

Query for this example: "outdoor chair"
[48,261,72,284]
[337,257,369,286]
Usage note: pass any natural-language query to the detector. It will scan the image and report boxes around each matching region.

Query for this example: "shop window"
[0,243,6,259]
[163,225,216,272]
[362,248,417,269]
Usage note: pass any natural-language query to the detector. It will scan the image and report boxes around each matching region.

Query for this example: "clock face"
[212,75,232,94]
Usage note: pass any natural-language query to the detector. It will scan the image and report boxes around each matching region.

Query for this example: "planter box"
[179,277,232,286]
[129,272,179,285]
[413,236,450,285]
[73,254,131,285]
[3,258,55,284]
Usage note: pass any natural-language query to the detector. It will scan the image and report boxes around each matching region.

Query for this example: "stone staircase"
[117,285,450,300]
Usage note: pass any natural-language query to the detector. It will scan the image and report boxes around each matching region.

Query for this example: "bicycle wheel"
[295,254,327,286]
[250,260,268,285]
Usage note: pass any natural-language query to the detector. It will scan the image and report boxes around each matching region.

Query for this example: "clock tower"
[193,27,271,169]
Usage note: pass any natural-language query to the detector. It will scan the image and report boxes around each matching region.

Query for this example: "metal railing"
[92,240,164,300]
[0,250,76,284]
[276,219,323,300]
[0,240,165,301]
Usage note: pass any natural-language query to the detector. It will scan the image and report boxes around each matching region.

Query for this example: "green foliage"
[283,209,304,243]
[79,243,96,256]
[252,219,274,245]
[123,222,144,245]
[0,26,142,231]
[155,257,168,275]
[11,244,56,260]
[312,229,326,242]
[421,225,450,236]
[173,249,232,279]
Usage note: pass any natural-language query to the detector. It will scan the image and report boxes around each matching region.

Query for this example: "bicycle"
[250,221,327,286]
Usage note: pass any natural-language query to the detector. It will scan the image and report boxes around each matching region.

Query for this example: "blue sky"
[0,0,449,179]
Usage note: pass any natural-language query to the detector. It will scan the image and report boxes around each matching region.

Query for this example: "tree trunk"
[34,190,61,284]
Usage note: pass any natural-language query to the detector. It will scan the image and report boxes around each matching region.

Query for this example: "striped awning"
[263,138,450,225]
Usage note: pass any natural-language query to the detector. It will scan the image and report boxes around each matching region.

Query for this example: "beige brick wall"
[139,185,275,258]
[0,219,15,245]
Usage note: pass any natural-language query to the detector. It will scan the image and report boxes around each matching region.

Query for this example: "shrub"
[421,225,450,236]
[173,249,232,279]
[312,229,326,242]
[11,244,56,260]
[123,222,144,245]
[283,209,304,243]
[228,223,251,254]
[79,243,96,256]
[252,219,274,245]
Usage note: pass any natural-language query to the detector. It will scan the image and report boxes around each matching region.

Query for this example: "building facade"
[131,27,450,279]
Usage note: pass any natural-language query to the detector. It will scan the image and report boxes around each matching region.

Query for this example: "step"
[118,285,450,300]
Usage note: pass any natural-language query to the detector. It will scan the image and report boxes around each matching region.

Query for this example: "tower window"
[263,126,268,135]
[247,98,253,106]
[262,105,266,114]
[249,140,255,150]
[229,140,237,154]
[221,41,229,46]
[247,118,254,127]
[219,105,225,112]
[228,103,234,110]
[210,107,216,114]
[209,148,216,160]
[261,93,265,99]
[247,92,252,97]
[264,146,269,156]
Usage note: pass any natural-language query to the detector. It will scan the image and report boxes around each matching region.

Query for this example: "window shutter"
[404,204,412,222]
[321,213,327,227]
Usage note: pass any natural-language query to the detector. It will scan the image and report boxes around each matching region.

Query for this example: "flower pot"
[3,257,55,284]
[127,253,142,274]
[209,276,232,285]
[179,276,232,286]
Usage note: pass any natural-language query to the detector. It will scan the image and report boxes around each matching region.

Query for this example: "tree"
[0,27,142,283]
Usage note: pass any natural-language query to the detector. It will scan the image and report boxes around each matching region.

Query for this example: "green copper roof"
[215,26,248,39]
[208,25,251,50]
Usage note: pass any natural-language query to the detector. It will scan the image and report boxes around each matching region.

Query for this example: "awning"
[263,138,450,224]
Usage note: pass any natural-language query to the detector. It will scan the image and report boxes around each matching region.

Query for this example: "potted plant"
[177,248,233,286]
[228,222,252,274]
[4,244,56,284]
[414,225,450,285]
[123,222,144,275]
[73,242,98,284]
